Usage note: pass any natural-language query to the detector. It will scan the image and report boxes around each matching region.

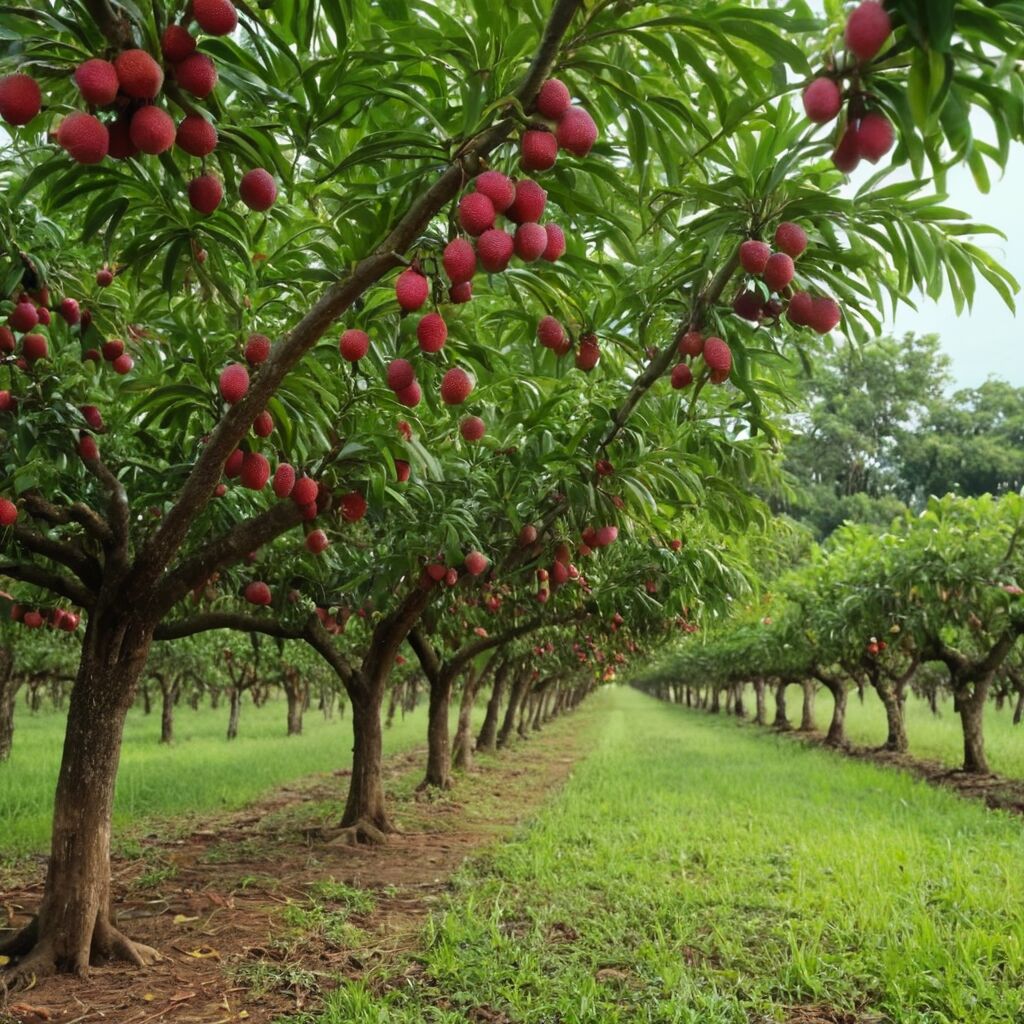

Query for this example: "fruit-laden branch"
[126,0,584,604]
[11,524,101,589]
[0,561,94,607]
[153,610,309,642]
[21,492,113,546]
[599,245,742,451]
[81,451,131,569]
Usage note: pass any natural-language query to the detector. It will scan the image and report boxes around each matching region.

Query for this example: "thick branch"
[303,618,360,692]
[0,561,94,608]
[408,626,442,685]
[154,611,307,641]
[21,492,113,545]
[82,454,130,566]
[11,524,101,588]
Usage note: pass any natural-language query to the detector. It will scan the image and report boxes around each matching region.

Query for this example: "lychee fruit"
[857,111,894,162]
[832,125,861,173]
[0,498,17,527]
[678,330,703,357]
[594,525,618,547]
[476,229,514,272]
[536,78,572,120]
[774,221,808,259]
[417,312,447,352]
[306,529,329,554]
[440,366,473,405]
[9,302,38,332]
[175,53,217,98]
[671,362,693,389]
[193,0,238,35]
[808,296,841,334]
[443,239,476,284]
[542,223,566,262]
[521,129,558,171]
[114,49,164,99]
[474,170,515,212]
[519,524,538,547]
[291,475,318,506]
[537,315,565,349]
[556,107,598,157]
[80,405,104,430]
[96,268,114,287]
[395,268,429,311]
[107,117,138,159]
[386,358,415,392]
[802,77,842,124]
[78,433,99,460]
[449,282,472,304]
[703,336,732,382]
[240,168,277,211]
[576,333,600,371]
[0,328,13,353]
[57,112,109,164]
[273,463,295,498]
[396,381,422,407]
[464,550,488,575]
[161,24,197,62]
[245,333,272,364]
[188,173,223,214]
[252,410,274,437]
[130,105,175,154]
[58,298,80,325]
[733,290,763,322]
[763,252,795,292]
[460,415,485,441]
[397,420,412,440]
[395,459,410,482]
[458,192,496,236]
[506,179,547,224]
[176,113,217,156]
[514,223,548,262]
[299,502,318,521]
[102,339,124,361]
[219,362,250,403]
[73,59,119,106]
[0,389,15,410]
[241,451,270,490]
[113,353,134,374]
[739,240,771,275]
[0,73,41,126]
[244,581,272,606]
[21,333,47,361]
[36,307,51,326]
[339,328,369,361]
[845,1,892,62]
[340,491,367,522]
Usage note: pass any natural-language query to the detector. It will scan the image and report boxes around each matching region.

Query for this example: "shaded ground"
[0,715,586,1024]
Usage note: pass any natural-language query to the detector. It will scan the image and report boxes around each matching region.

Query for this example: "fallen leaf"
[184,946,220,959]
[173,913,200,924]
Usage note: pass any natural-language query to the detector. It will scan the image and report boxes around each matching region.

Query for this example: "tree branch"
[154,611,307,642]
[408,626,442,685]
[11,524,101,589]
[21,492,113,545]
[81,453,130,568]
[0,561,94,608]
[303,617,360,692]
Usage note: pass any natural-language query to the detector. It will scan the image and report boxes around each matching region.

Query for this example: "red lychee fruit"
[58,298,80,325]
[542,223,566,262]
[0,328,13,354]
[241,451,270,490]
[0,389,15,410]
[23,610,43,629]
[339,328,369,361]
[576,333,600,371]
[739,240,771,275]
[57,112,109,164]
[396,381,422,407]
[227,448,246,479]
[36,307,51,326]
[449,281,472,303]
[273,463,295,498]
[0,73,41,126]
[763,252,795,292]
[129,105,175,154]
[83,348,101,362]
[832,125,861,173]
[845,1,892,62]
[175,53,217,98]
[240,168,277,211]
[292,475,318,506]
[78,433,99,461]
[536,78,572,120]
[188,173,223,214]
[252,410,274,437]
[774,221,808,259]
[443,239,476,284]
[96,268,114,287]
[458,192,496,236]
[703,336,732,382]
[340,491,367,522]
[193,0,238,35]
[808,296,841,334]
[506,179,547,224]
[398,420,412,440]
[161,24,197,62]
[73,59,119,106]
[395,268,429,311]
[9,302,38,332]
[460,415,485,441]
[113,353,134,374]
[176,114,217,157]
[21,333,47,361]
[521,129,557,171]
[441,366,473,405]
[594,525,618,547]
[114,49,164,99]
[306,529,329,554]
[733,290,763,322]
[444,567,458,587]
[671,362,693,389]
[537,315,565,349]
[556,107,598,157]
[417,312,447,352]
[519,524,538,547]
[595,458,614,477]
[102,339,124,361]
[80,405,104,430]
[464,550,487,576]
[395,459,410,482]
[474,170,516,212]
[476,229,514,273]
[213,483,227,497]
[678,330,704,357]
[0,498,16,527]
[424,563,447,584]
[514,223,548,262]
[787,292,813,327]
[299,502,318,521]
[244,333,271,364]
[857,111,894,162]
[802,77,842,124]
[670,539,682,551]
[386,358,415,392]
[219,362,250,403]
[244,580,272,606]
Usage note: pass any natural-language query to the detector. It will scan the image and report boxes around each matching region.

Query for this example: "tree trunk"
[452,668,482,771]
[0,613,160,978]
[822,681,847,747]
[226,689,241,741]
[0,650,17,762]
[140,683,151,715]
[799,679,816,732]
[876,684,908,752]
[339,685,391,836]
[1014,690,1024,726]
[531,686,547,730]
[498,672,528,748]
[956,682,990,773]
[283,671,305,736]
[159,679,177,745]
[422,672,453,789]
[773,681,791,730]
[753,678,766,725]
[709,686,721,714]
[478,665,507,752]
[385,683,399,728]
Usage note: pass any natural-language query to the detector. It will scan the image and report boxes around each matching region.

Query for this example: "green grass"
[294,687,1024,1024]
[0,695,434,858]
[811,687,1024,778]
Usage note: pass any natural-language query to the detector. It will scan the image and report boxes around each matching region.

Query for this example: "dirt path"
[1,712,588,1024]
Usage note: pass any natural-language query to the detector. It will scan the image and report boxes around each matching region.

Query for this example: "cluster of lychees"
[0,0,276,216]
[801,0,895,173]
[7,602,81,631]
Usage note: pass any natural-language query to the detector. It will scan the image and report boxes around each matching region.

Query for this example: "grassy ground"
[0,695,435,858]
[809,687,1024,778]
[295,686,1024,1024]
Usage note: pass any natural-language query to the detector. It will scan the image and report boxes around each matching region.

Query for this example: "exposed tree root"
[0,917,38,958]
[92,921,163,967]
[328,818,390,846]
[415,777,453,793]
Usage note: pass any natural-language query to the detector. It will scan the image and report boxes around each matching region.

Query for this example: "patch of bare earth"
[0,719,586,1024]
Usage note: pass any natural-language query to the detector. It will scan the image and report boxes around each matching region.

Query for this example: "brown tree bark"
[957,686,989,773]
[773,680,791,731]
[157,674,179,745]
[477,660,509,753]
[498,670,528,748]
[282,667,306,736]
[0,648,17,762]
[753,677,766,725]
[798,679,816,732]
